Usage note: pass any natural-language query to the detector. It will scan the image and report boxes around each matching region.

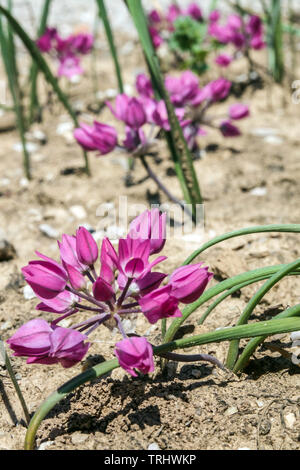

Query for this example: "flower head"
[115,336,154,377]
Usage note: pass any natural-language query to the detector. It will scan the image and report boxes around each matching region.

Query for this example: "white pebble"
[13,142,38,154]
[69,205,87,220]
[263,135,283,145]
[148,443,160,450]
[0,321,12,331]
[23,285,36,300]
[284,413,296,429]
[56,122,73,135]
[39,224,59,239]
[291,331,300,341]
[251,128,279,137]
[38,441,55,450]
[250,187,267,196]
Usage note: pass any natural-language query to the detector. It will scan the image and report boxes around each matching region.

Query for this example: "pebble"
[13,142,39,153]
[69,205,87,220]
[148,443,160,451]
[284,412,296,429]
[250,187,267,196]
[0,178,10,186]
[0,239,16,261]
[251,128,279,137]
[39,224,59,239]
[71,432,88,445]
[191,368,202,379]
[0,321,12,331]
[225,406,238,416]
[122,319,136,335]
[23,285,36,300]
[290,331,300,342]
[38,441,55,451]
[238,447,251,450]
[263,135,283,145]
[19,177,29,187]
[56,122,73,135]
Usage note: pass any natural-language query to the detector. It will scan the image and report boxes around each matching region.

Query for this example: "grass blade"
[226,258,300,369]
[0,8,31,179]
[96,0,124,93]
[29,0,53,124]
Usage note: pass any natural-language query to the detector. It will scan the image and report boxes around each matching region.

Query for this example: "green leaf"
[96,0,124,93]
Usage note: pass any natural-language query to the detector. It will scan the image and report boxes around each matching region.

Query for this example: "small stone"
[19,178,29,187]
[71,432,88,445]
[250,187,267,196]
[259,418,271,435]
[251,128,279,137]
[56,122,73,135]
[105,88,117,99]
[39,224,59,239]
[0,178,10,186]
[148,443,160,450]
[0,239,16,261]
[38,441,54,450]
[263,135,283,145]
[238,447,251,450]
[32,130,47,144]
[290,331,300,342]
[13,142,38,153]
[23,285,36,300]
[124,84,134,96]
[256,400,264,408]
[191,369,202,379]
[69,205,87,220]
[0,321,12,331]
[284,412,296,429]
[225,406,238,416]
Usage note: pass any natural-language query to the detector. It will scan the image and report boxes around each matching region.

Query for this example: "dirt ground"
[0,33,299,450]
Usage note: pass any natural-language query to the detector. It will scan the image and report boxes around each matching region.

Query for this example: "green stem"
[164,264,300,345]
[0,340,30,426]
[96,0,124,93]
[233,303,300,373]
[226,258,300,369]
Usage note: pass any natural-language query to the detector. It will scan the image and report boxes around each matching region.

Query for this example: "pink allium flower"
[208,23,231,43]
[36,27,58,52]
[228,103,250,120]
[74,122,117,154]
[68,33,93,55]
[58,55,84,79]
[36,290,79,314]
[7,319,89,368]
[246,15,263,36]
[128,209,166,255]
[64,263,87,291]
[166,4,182,23]
[250,34,265,50]
[58,234,88,273]
[169,264,213,304]
[148,9,161,24]
[215,53,233,68]
[165,71,199,107]
[209,10,220,23]
[136,74,154,98]
[139,285,182,324]
[220,120,241,137]
[149,26,164,49]
[107,95,146,130]
[227,14,243,31]
[118,238,151,279]
[93,276,115,302]
[76,226,99,267]
[115,336,154,377]
[186,3,203,21]
[22,254,68,300]
[209,78,231,102]
[123,127,146,152]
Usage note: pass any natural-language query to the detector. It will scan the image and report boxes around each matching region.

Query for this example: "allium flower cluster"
[74,70,250,158]
[148,4,265,71]
[37,27,93,79]
[8,210,213,377]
